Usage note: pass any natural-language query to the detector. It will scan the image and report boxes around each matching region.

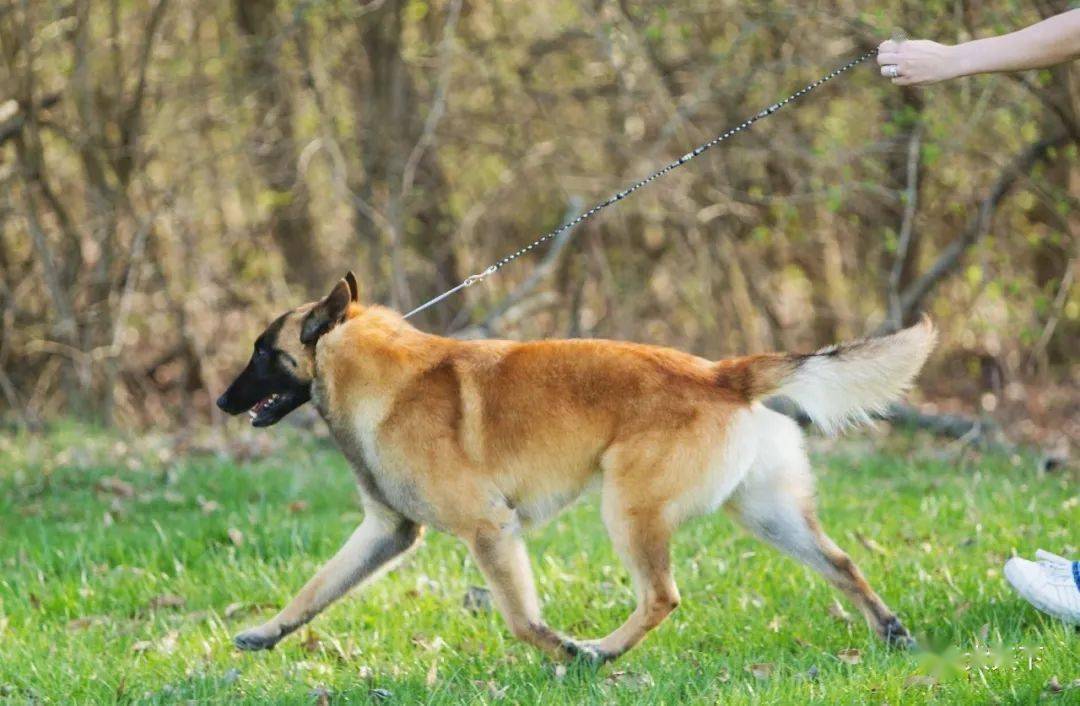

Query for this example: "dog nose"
[216,393,229,411]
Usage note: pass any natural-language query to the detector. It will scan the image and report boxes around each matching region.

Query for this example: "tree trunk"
[881,89,925,330]
[234,0,324,296]
[355,1,457,322]
[1027,63,1077,366]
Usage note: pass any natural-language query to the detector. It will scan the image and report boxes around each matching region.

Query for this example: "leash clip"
[463,265,498,287]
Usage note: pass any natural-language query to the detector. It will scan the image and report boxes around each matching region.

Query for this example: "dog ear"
[344,271,359,302]
[300,278,352,345]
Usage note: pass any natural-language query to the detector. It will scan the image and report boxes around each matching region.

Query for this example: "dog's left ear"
[344,271,359,302]
[300,277,353,345]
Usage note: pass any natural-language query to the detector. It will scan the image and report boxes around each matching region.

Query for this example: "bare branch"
[400,0,461,198]
[0,92,59,146]
[1026,257,1076,372]
[1007,73,1080,142]
[766,398,1007,450]
[116,0,170,182]
[886,122,923,330]
[453,198,584,338]
[886,132,1069,330]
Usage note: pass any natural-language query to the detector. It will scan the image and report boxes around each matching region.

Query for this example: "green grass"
[0,424,1076,704]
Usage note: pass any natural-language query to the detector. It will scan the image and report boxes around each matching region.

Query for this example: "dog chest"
[322,407,437,526]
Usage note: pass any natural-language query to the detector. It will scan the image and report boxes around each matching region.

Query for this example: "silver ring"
[884,65,900,79]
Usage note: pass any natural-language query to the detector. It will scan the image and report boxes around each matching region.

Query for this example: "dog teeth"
[248,394,284,421]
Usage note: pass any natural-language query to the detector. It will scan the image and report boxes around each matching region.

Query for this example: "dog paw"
[561,639,612,665]
[234,626,281,651]
[881,616,917,650]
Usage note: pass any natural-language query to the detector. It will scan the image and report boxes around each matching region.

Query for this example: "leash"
[403,49,878,320]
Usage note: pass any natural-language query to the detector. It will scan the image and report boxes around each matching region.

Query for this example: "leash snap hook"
[463,265,498,287]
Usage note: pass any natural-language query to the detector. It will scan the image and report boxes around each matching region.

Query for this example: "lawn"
[0,423,1076,704]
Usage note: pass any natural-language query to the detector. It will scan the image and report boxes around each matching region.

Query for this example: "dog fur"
[217,273,936,661]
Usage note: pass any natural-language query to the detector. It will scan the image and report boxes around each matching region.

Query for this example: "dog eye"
[278,351,297,368]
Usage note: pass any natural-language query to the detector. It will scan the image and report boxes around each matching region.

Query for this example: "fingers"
[880,62,909,81]
[878,37,946,86]
[877,39,898,55]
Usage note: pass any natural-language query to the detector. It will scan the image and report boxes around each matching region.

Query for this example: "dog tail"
[717,316,936,433]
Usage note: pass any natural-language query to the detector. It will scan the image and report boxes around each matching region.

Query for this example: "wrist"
[945,42,977,79]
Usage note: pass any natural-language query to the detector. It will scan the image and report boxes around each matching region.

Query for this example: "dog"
[217,272,935,662]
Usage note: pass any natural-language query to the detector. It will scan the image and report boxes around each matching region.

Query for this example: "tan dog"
[217,272,935,661]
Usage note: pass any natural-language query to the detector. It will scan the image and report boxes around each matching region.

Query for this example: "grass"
[0,423,1076,704]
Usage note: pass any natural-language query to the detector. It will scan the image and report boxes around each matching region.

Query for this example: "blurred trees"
[234,0,325,295]
[0,0,1075,431]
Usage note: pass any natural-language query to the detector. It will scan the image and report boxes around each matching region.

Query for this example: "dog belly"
[487,429,608,527]
[509,471,601,527]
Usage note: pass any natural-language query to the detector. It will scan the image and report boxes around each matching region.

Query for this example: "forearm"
[949,10,1080,77]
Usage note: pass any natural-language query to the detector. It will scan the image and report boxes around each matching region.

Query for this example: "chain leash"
[404,49,878,320]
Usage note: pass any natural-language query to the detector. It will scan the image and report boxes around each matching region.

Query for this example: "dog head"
[216,272,360,427]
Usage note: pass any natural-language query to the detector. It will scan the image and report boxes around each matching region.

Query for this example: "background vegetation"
[0,0,1075,444]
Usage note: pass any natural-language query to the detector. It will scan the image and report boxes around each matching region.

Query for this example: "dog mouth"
[218,369,312,427]
[247,392,294,427]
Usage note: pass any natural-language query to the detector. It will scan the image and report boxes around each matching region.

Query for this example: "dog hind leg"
[727,411,914,647]
[582,495,679,661]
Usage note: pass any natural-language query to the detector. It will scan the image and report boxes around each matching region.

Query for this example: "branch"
[0,92,60,146]
[14,146,79,349]
[1007,73,1080,143]
[885,132,1069,331]
[886,122,923,330]
[1026,257,1076,371]
[453,197,583,338]
[765,398,1007,449]
[527,29,593,58]
[400,0,461,198]
[116,0,170,182]
[882,403,1007,451]
[106,215,153,356]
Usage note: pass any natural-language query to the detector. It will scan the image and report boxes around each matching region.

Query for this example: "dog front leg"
[234,508,423,651]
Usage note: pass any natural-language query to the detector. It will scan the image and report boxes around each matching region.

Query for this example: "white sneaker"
[1035,548,1071,565]
[1004,552,1080,625]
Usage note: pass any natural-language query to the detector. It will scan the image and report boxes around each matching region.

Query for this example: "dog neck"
[310,304,447,428]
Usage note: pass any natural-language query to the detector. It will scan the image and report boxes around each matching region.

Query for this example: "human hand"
[876,38,959,86]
